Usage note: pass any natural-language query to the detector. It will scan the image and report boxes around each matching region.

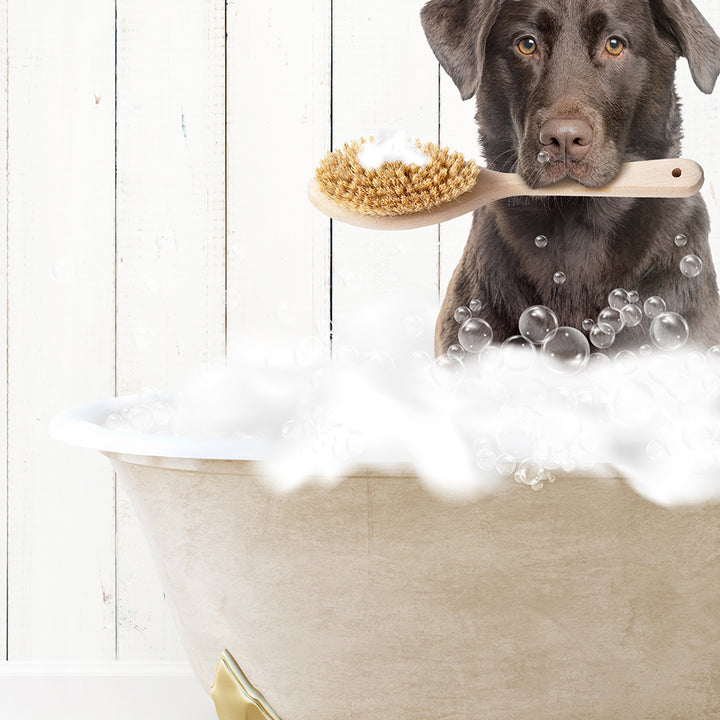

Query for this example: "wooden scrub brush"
[308,137,704,231]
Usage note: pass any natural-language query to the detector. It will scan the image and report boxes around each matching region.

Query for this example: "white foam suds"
[106,291,720,507]
[356,131,430,170]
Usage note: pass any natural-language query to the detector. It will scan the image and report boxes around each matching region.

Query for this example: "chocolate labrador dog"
[421,0,720,355]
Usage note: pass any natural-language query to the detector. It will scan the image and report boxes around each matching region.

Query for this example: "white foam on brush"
[356,131,430,171]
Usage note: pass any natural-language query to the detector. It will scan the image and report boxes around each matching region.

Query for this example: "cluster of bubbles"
[105,387,174,434]
[102,276,720,506]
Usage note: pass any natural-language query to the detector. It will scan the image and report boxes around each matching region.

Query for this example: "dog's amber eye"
[517,37,537,55]
[605,37,625,56]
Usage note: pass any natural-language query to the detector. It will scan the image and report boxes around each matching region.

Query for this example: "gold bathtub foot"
[211,650,283,720]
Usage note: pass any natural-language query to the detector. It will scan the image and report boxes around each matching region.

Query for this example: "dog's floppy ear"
[651,0,720,93]
[420,0,503,101]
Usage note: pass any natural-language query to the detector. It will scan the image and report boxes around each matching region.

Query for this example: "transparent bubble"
[553,271,567,285]
[537,150,551,164]
[707,345,720,366]
[432,353,465,388]
[534,234,548,248]
[649,311,689,351]
[127,405,154,433]
[151,401,172,428]
[458,317,493,353]
[627,290,640,304]
[447,344,465,361]
[105,412,127,431]
[515,458,544,486]
[598,307,624,333]
[469,298,484,314]
[541,326,590,373]
[589,322,615,349]
[473,437,494,456]
[281,420,303,440]
[502,335,537,369]
[518,305,559,345]
[454,306,472,324]
[582,318,594,332]
[674,233,688,247]
[680,254,703,278]
[496,454,517,476]
[620,303,643,327]
[474,438,496,470]
[613,350,638,374]
[587,352,612,372]
[608,288,629,310]
[639,343,652,357]
[402,314,425,339]
[643,296,666,318]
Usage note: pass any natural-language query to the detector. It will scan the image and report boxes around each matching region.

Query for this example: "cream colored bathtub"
[51,397,720,719]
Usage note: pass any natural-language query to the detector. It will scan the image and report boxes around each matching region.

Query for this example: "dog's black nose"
[539,118,593,162]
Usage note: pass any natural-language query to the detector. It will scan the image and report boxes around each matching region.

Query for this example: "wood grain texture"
[330,0,440,349]
[5,0,116,660]
[115,0,227,661]
[0,0,8,663]
[226,0,331,357]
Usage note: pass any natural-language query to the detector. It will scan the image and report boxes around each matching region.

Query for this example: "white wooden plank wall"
[0,0,719,681]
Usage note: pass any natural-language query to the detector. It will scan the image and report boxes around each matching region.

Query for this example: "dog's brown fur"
[421,0,720,355]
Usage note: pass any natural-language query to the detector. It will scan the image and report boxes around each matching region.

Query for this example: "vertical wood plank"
[330,0,440,349]
[0,0,8,662]
[115,0,226,660]
[677,0,720,274]
[226,0,331,356]
[6,0,116,660]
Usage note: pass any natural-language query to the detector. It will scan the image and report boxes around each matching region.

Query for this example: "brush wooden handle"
[307,157,704,231]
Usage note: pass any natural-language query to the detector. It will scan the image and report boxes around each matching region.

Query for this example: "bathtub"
[50,396,720,719]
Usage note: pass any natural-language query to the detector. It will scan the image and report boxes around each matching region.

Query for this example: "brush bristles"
[314,138,479,216]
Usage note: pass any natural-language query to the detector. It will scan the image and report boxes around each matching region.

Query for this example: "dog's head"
[422,0,720,188]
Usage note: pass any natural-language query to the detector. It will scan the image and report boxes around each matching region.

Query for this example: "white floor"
[0,663,217,720]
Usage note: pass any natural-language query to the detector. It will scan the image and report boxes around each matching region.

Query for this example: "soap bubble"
[680,254,703,278]
[105,412,127,431]
[501,335,536,370]
[608,288,629,309]
[643,296,666,318]
[614,350,638,374]
[402,314,425,339]
[582,318,594,331]
[518,305,559,344]
[620,303,643,327]
[541,326,590,373]
[454,306,471,324]
[432,353,465,388]
[474,437,496,470]
[447,345,464,362]
[151,401,173,428]
[674,233,688,247]
[649,312,689,351]
[537,150,551,164]
[534,234,548,248]
[553,271,567,285]
[627,290,640,304]
[514,458,544,486]
[496,454,517,476]
[458,317,493,353]
[589,323,615,349]
[469,298,483,314]
[127,406,154,432]
[598,307,624,333]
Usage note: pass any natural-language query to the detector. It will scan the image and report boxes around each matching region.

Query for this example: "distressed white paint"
[0,0,8,663]
[115,0,226,661]
[330,0,440,350]
[226,0,331,356]
[0,0,719,690]
[5,0,116,660]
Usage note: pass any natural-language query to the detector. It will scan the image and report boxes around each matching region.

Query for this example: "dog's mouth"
[524,156,621,189]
